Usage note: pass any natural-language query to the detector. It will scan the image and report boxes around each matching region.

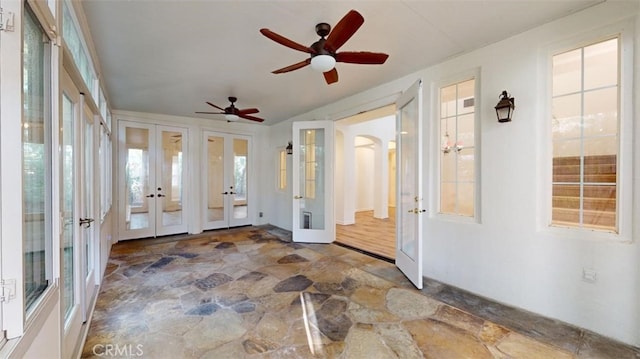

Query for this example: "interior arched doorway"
[334,105,396,259]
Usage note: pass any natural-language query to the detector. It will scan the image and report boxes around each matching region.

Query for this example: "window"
[62,0,97,98]
[171,153,183,202]
[23,3,53,312]
[303,130,317,199]
[234,155,247,201]
[99,124,112,220]
[278,149,287,190]
[439,78,476,217]
[551,37,619,232]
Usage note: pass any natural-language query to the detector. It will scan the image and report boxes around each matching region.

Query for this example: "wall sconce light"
[495,90,515,123]
[286,141,293,155]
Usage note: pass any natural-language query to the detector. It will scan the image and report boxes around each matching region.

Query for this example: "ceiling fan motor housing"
[315,23,331,37]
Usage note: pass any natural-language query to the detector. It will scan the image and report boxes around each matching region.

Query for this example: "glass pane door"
[81,101,97,321]
[206,135,226,224]
[203,132,252,229]
[61,91,76,322]
[156,127,187,236]
[395,80,424,289]
[231,138,249,225]
[119,122,188,239]
[61,70,84,358]
[124,126,152,233]
[292,121,334,243]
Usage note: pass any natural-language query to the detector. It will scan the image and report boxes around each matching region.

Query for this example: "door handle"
[79,218,94,228]
[157,194,165,197]
[294,195,303,199]
[145,194,155,198]
[229,192,236,195]
[221,192,228,195]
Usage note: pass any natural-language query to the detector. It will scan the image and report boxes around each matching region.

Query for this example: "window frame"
[432,68,482,223]
[0,0,59,345]
[539,21,634,242]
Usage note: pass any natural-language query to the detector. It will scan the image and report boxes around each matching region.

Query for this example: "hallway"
[81,226,638,358]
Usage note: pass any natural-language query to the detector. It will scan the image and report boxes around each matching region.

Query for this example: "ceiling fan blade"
[272,58,311,74]
[335,51,389,64]
[324,10,364,53]
[196,111,225,114]
[239,114,265,123]
[260,28,315,54]
[323,68,338,85]
[238,108,259,115]
[206,102,225,111]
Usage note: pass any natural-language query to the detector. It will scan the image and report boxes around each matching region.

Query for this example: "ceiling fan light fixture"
[225,114,239,122]
[310,54,336,72]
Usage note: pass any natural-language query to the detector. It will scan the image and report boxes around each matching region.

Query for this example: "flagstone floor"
[81,226,639,358]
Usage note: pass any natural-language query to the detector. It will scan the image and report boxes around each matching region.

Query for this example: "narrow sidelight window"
[278,149,287,190]
[439,78,476,217]
[551,37,619,232]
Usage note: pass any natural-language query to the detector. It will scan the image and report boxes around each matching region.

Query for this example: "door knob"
[145,194,155,198]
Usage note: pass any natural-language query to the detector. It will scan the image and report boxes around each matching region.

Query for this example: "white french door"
[202,132,252,229]
[292,120,335,243]
[60,70,83,358]
[118,121,188,240]
[395,80,424,289]
[80,100,98,321]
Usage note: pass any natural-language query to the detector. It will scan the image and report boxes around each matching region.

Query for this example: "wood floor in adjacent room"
[336,207,396,260]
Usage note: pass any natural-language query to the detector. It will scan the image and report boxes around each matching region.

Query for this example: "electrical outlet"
[582,268,597,283]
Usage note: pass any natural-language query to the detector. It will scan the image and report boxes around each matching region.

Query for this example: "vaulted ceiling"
[82,0,602,126]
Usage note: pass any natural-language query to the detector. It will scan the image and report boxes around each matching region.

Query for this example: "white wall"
[264,2,640,346]
[267,120,295,230]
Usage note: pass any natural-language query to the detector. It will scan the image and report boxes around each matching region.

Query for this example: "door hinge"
[0,279,16,303]
[0,7,15,32]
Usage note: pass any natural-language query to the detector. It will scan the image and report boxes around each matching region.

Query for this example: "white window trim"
[537,20,634,243]
[431,67,482,224]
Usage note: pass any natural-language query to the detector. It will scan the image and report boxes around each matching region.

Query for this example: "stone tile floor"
[81,226,640,358]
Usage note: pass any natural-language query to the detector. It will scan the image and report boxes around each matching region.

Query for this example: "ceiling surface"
[81,0,602,126]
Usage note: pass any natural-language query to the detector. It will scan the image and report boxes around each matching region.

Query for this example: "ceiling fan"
[196,97,264,122]
[260,9,389,85]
